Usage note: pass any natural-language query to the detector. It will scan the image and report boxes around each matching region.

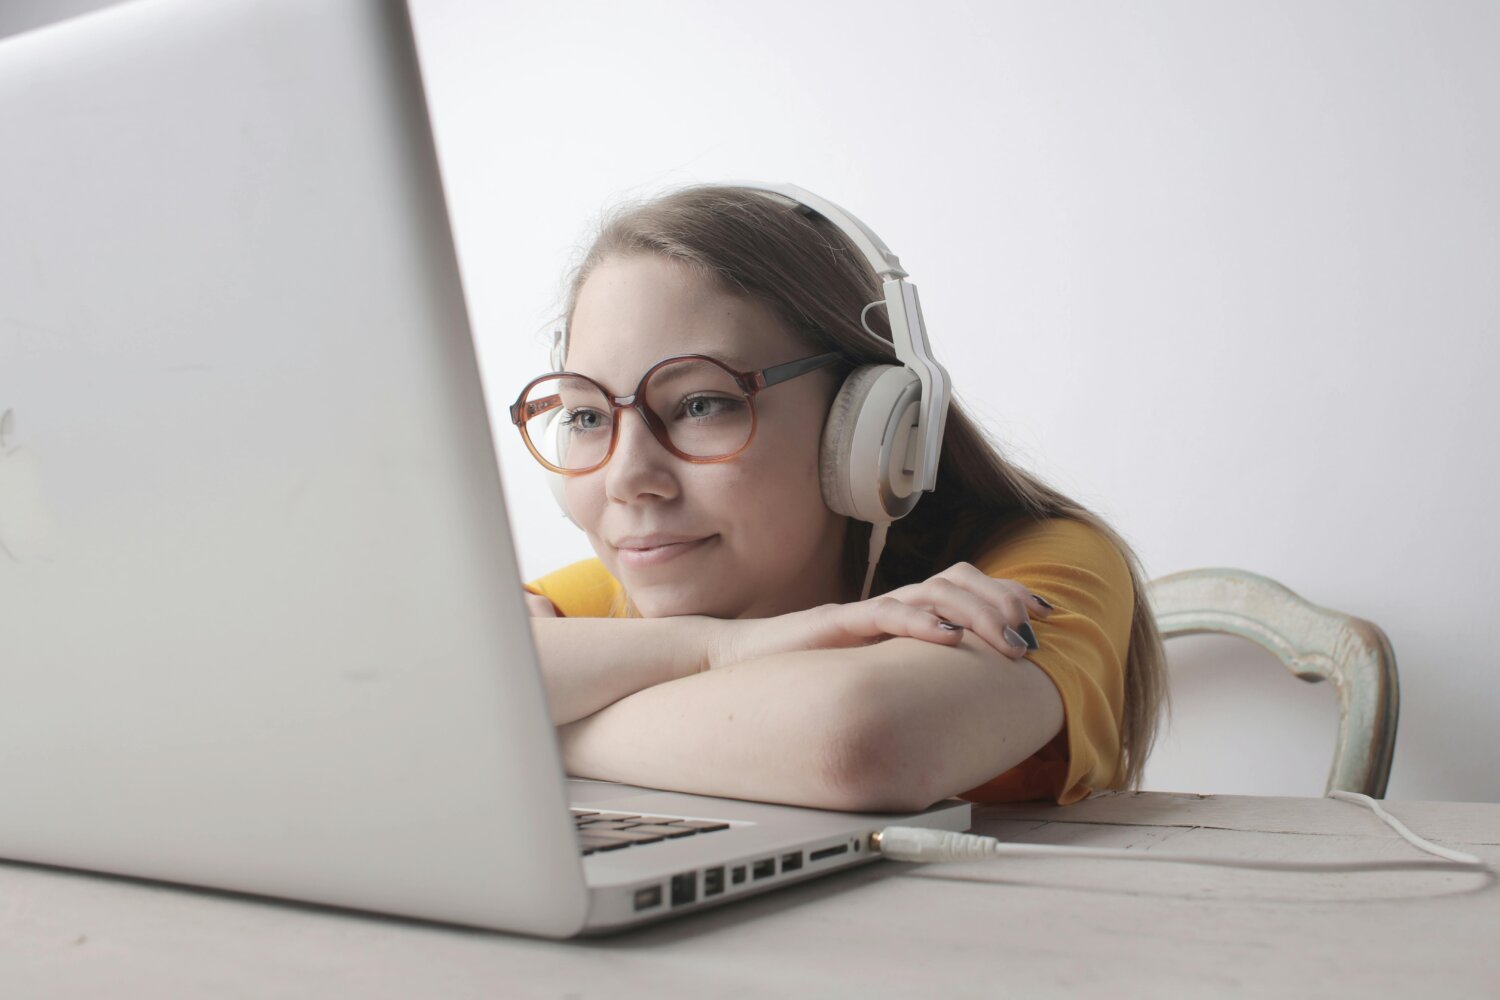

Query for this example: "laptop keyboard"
[573,809,731,856]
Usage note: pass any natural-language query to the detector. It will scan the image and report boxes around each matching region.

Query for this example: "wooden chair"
[1146,568,1400,797]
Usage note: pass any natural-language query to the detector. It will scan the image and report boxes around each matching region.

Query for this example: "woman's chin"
[611,539,732,617]
[615,572,736,619]
[629,586,727,619]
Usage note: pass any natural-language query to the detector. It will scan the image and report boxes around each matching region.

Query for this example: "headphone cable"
[860,522,889,602]
[871,790,1490,875]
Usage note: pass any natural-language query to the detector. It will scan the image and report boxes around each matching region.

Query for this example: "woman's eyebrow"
[568,352,761,392]
[561,363,639,396]
[715,351,757,371]
[647,364,700,391]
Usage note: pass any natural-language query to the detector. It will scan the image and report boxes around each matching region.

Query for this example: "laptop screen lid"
[0,0,590,936]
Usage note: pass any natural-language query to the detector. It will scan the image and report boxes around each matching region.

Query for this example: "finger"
[904,578,1035,659]
[843,597,967,648]
[936,567,1057,629]
[936,563,1052,618]
[524,592,560,618]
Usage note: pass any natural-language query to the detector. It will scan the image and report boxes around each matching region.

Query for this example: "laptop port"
[809,843,849,862]
[731,865,747,885]
[670,872,697,907]
[704,866,725,897]
[633,885,663,911]
[781,851,803,872]
[751,858,775,880]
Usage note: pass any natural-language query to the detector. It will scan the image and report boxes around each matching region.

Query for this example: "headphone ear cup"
[820,365,924,524]
[820,366,883,519]
[546,468,578,527]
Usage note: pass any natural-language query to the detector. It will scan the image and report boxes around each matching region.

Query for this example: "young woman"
[513,185,1166,812]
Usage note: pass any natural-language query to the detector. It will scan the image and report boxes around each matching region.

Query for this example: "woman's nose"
[602,406,679,503]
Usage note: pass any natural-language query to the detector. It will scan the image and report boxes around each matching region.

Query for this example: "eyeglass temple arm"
[755,352,843,390]
[509,392,562,425]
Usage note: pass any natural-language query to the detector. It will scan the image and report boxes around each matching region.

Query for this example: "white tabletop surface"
[3,791,1497,999]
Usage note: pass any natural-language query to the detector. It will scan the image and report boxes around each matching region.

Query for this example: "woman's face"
[562,254,849,619]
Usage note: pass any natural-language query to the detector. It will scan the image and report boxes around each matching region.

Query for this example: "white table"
[3,792,1497,998]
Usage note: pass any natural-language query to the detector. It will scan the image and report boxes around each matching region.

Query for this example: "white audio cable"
[859,522,889,602]
[872,791,1490,875]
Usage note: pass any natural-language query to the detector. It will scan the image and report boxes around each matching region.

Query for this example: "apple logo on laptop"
[0,409,58,563]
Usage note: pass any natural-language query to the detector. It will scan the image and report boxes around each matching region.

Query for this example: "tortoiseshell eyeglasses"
[509,352,842,475]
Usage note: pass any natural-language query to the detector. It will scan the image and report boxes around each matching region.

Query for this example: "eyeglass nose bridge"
[606,392,678,460]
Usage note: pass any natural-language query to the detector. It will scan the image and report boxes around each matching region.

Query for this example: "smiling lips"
[613,534,717,568]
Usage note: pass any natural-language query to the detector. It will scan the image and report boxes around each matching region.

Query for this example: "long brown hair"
[558,185,1168,789]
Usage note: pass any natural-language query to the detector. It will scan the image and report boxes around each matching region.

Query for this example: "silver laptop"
[0,0,968,936]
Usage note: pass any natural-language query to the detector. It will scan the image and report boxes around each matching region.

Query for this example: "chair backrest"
[1146,568,1400,797]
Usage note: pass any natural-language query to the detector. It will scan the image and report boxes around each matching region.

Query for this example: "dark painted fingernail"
[1031,594,1054,611]
[1003,626,1028,650]
[938,619,964,632]
[1016,622,1040,651]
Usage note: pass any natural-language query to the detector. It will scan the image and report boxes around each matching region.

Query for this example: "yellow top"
[526,517,1133,805]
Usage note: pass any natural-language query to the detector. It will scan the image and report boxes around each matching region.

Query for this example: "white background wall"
[408,0,1499,803]
[7,1,1497,802]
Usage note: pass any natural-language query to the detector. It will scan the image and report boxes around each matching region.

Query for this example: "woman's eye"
[679,395,742,420]
[560,408,609,432]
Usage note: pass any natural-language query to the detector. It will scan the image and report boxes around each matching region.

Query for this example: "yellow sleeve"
[525,559,627,618]
[960,517,1133,805]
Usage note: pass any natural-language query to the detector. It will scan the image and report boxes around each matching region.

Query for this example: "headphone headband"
[729,182,908,280]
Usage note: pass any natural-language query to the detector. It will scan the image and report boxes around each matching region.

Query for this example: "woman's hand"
[525,592,560,618]
[708,562,1055,671]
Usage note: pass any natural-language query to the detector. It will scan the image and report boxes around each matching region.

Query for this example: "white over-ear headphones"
[543,182,952,599]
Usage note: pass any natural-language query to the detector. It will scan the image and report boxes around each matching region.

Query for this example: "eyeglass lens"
[521,358,754,471]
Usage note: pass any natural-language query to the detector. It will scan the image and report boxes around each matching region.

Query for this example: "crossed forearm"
[554,633,1064,813]
[529,616,717,725]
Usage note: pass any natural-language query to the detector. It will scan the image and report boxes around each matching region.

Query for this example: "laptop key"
[628,824,699,839]
[584,829,667,845]
[571,809,733,857]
